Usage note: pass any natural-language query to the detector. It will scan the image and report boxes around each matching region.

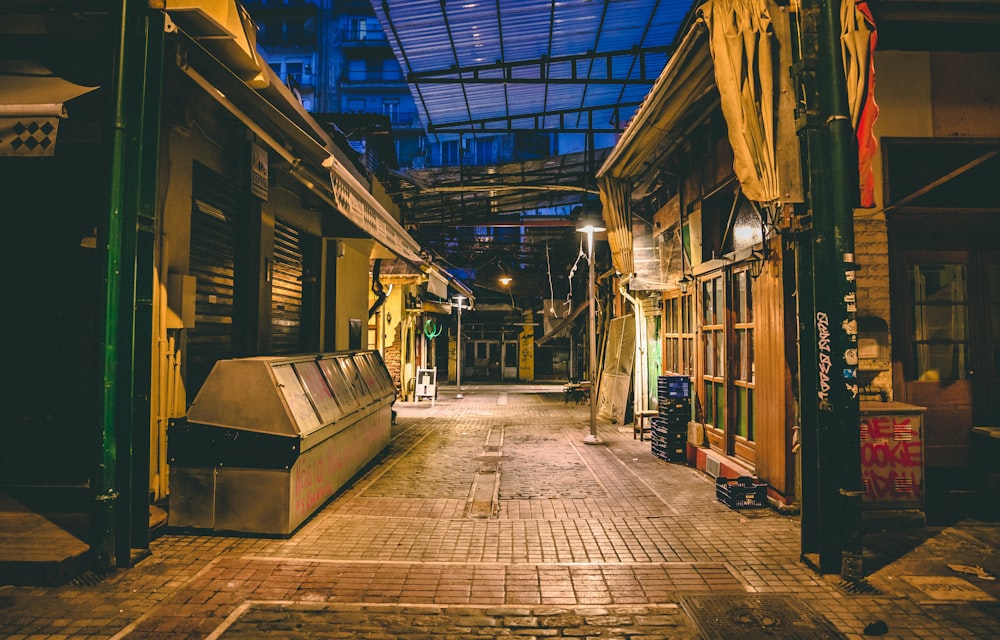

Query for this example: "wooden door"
[897,250,998,468]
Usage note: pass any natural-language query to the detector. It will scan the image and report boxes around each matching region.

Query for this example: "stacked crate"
[651,375,691,463]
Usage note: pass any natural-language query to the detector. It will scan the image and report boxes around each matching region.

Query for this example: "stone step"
[0,492,90,586]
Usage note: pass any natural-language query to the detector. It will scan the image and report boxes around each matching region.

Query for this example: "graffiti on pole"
[817,311,832,410]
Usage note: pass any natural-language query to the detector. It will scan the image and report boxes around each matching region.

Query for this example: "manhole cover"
[679,594,847,640]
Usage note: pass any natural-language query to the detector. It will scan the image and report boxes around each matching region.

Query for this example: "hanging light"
[747,248,766,280]
[678,273,692,293]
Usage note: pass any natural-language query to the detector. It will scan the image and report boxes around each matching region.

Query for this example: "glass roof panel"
[373,0,690,143]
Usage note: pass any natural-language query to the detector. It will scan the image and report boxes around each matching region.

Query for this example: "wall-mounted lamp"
[747,248,766,280]
[678,274,692,294]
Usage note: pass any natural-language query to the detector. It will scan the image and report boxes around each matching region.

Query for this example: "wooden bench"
[634,409,658,441]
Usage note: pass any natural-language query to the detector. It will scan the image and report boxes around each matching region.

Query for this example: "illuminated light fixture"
[499,275,512,286]
[678,274,692,293]
[576,210,605,445]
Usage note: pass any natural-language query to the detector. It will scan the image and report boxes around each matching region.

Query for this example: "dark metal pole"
[120,8,165,564]
[795,0,863,578]
[455,296,464,398]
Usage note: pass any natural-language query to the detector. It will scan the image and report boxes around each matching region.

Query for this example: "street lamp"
[576,211,606,445]
[453,294,467,399]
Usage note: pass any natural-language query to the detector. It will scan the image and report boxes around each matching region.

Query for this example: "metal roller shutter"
[271,219,303,354]
[188,163,239,396]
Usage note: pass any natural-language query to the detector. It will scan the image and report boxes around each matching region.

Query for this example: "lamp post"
[454,295,466,399]
[577,213,606,444]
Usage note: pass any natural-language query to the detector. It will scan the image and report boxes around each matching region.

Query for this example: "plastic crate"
[657,375,691,399]
[716,476,768,510]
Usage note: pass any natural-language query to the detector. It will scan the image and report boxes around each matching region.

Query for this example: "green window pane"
[735,387,749,439]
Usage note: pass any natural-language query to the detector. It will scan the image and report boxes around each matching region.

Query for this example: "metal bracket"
[95,489,120,503]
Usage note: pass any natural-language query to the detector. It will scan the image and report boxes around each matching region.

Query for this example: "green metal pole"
[94,0,134,571]
[795,0,863,578]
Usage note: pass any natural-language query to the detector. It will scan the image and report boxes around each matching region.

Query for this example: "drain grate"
[67,570,108,587]
[679,594,847,640]
[839,579,882,595]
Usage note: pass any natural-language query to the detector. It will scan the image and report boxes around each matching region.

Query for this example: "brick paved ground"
[0,384,997,639]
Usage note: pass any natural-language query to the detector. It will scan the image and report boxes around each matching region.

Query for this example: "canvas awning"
[0,61,97,156]
[699,0,778,207]
[841,0,879,208]
[596,22,716,277]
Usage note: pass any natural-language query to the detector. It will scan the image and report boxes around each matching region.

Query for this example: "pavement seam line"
[560,427,613,498]
[353,423,437,497]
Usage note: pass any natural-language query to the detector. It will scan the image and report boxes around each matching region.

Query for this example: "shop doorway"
[892,245,1000,471]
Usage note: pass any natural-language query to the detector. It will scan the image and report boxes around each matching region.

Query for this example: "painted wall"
[858,50,1000,399]
[332,238,373,351]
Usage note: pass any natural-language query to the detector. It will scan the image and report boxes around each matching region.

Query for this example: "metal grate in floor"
[67,571,108,587]
[678,593,847,640]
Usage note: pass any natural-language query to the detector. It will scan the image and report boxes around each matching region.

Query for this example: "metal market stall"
[168,351,395,535]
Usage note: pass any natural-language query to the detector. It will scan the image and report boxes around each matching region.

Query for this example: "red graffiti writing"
[863,470,923,500]
[860,414,923,503]
[861,440,923,468]
[862,415,912,440]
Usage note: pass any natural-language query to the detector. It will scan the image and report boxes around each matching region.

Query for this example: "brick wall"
[854,216,893,398]
[383,321,403,397]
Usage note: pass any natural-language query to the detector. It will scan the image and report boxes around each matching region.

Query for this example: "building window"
[701,275,725,431]
[441,140,460,166]
[285,61,303,85]
[347,59,366,81]
[350,17,368,41]
[382,99,399,122]
[347,98,365,113]
[732,268,755,442]
[382,58,402,81]
[910,263,970,380]
[476,138,499,165]
[664,294,692,376]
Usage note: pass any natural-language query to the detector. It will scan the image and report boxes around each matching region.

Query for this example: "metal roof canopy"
[372,0,690,286]
[373,0,687,141]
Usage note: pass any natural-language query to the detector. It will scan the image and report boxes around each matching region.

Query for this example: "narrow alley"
[1,385,998,639]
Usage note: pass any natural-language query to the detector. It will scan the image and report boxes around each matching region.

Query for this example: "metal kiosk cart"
[168,350,395,535]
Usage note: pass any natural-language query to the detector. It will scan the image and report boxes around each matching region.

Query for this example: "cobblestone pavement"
[1,384,998,639]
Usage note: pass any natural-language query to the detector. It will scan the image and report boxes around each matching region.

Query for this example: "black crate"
[657,375,691,399]
[715,476,768,510]
[651,443,686,463]
[650,418,686,435]
[651,430,685,444]
[657,401,690,415]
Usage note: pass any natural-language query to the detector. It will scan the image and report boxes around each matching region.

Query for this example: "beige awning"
[596,22,716,278]
[699,0,778,206]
